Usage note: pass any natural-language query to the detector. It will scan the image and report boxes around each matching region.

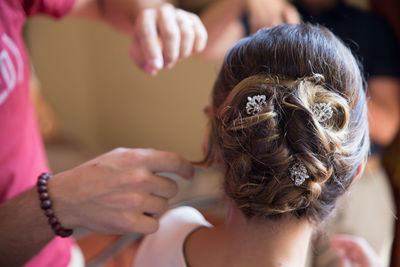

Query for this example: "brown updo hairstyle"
[204,23,369,222]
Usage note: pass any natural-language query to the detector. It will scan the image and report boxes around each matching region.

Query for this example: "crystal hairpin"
[289,162,310,186]
[312,102,333,123]
[246,95,267,115]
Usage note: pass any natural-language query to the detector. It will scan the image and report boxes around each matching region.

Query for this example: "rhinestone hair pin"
[246,95,267,115]
[312,102,333,123]
[289,162,310,186]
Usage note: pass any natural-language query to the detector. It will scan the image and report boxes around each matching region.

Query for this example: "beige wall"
[26,17,218,160]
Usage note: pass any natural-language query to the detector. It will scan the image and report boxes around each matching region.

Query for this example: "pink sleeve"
[23,0,76,18]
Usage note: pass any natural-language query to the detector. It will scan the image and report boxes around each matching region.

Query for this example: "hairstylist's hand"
[331,235,383,267]
[71,1,207,75]
[48,148,194,234]
[129,3,208,75]
[246,0,300,33]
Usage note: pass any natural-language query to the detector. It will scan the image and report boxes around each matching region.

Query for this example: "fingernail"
[143,65,157,76]
[334,248,346,257]
[151,58,164,69]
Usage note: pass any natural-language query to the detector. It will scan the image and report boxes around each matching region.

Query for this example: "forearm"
[200,0,300,61]
[70,0,164,31]
[0,187,55,266]
[200,0,245,60]
[367,77,400,146]
[368,100,400,146]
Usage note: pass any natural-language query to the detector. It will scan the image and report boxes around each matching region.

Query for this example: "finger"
[157,4,181,68]
[331,235,375,264]
[135,8,164,74]
[129,35,147,73]
[270,17,282,27]
[132,213,159,234]
[249,15,271,34]
[121,192,169,215]
[341,258,352,267]
[189,13,208,53]
[282,4,301,25]
[176,11,195,59]
[331,245,350,266]
[151,174,179,198]
[141,194,169,215]
[336,253,346,267]
[134,173,178,199]
[136,149,195,180]
[331,235,366,253]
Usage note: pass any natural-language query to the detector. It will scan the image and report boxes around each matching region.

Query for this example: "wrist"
[98,0,164,30]
[37,173,73,237]
[46,172,80,230]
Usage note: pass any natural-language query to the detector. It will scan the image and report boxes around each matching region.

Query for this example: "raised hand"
[129,4,208,75]
[331,234,383,267]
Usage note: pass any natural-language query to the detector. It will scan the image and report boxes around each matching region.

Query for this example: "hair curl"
[204,24,369,222]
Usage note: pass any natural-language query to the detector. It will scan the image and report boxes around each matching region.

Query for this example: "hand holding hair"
[48,148,194,234]
[331,234,383,267]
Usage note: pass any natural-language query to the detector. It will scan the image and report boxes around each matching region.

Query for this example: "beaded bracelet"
[37,173,73,238]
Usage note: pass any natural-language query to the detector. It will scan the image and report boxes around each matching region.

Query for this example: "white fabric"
[132,206,212,267]
[67,244,85,267]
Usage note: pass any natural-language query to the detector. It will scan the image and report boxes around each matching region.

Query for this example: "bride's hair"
[204,23,369,222]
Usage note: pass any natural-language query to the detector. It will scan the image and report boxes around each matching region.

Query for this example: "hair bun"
[306,73,325,84]
[295,74,351,134]
[206,24,369,222]
[215,74,353,218]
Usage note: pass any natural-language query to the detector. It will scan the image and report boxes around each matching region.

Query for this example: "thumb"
[331,245,351,267]
[331,234,382,267]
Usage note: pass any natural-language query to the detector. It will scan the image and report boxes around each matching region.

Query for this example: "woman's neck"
[185,203,313,267]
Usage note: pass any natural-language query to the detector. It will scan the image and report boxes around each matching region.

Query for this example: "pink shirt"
[0,0,75,266]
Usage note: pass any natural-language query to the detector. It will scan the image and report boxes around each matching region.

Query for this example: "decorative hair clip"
[289,162,310,186]
[309,73,325,84]
[246,95,267,115]
[312,102,333,123]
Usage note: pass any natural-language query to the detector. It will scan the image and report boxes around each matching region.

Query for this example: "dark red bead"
[39,192,49,201]
[37,185,47,193]
[64,229,73,237]
[37,179,47,186]
[52,223,62,231]
[40,200,52,210]
[45,208,54,217]
[57,229,73,238]
[38,173,72,238]
[48,217,58,225]
[40,173,52,180]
